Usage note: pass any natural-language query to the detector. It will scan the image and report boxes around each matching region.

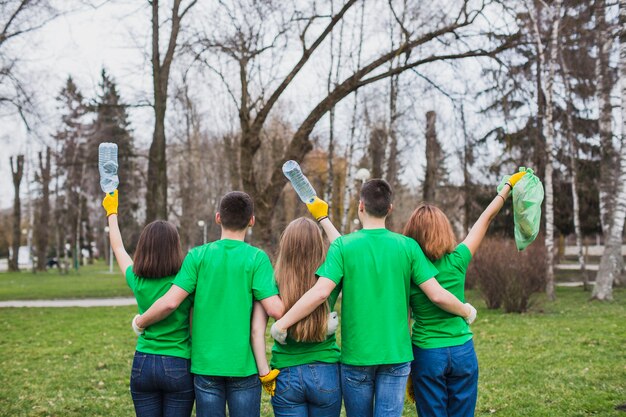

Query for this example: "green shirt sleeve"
[450,243,472,273]
[316,239,344,285]
[410,240,439,286]
[172,250,199,294]
[252,251,279,301]
[125,265,135,291]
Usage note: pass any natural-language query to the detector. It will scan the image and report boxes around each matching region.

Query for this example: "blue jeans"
[410,339,478,417]
[129,351,194,417]
[194,374,261,417]
[271,363,342,417]
[341,362,410,417]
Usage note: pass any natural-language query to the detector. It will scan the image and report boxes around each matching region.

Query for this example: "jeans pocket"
[386,362,411,377]
[275,368,291,396]
[231,374,260,389]
[342,366,369,388]
[195,375,219,390]
[162,356,190,380]
[310,364,340,394]
[131,352,146,379]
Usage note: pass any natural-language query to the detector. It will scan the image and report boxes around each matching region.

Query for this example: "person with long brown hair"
[102,190,194,417]
[402,170,527,417]
[252,199,342,417]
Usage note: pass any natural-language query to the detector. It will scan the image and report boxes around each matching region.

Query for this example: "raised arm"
[463,170,527,256]
[271,277,337,344]
[103,191,133,273]
[306,198,341,242]
[419,278,476,323]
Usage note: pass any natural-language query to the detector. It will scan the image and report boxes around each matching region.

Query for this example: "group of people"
[103,170,527,417]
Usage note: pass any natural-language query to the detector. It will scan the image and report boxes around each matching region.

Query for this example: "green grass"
[0,263,132,301]
[0,288,624,416]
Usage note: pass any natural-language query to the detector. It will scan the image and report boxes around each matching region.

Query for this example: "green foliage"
[0,288,624,416]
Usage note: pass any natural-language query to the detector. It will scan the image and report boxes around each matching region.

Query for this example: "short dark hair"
[360,179,392,217]
[219,191,254,230]
[133,220,184,278]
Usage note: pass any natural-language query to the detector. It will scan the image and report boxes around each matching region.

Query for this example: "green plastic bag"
[497,167,544,251]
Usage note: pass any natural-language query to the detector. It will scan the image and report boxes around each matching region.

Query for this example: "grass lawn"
[0,263,132,301]
[0,287,625,416]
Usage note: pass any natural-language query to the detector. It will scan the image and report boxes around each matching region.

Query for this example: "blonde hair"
[403,203,457,261]
[275,217,329,342]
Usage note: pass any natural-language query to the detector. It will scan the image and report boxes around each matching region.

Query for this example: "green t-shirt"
[126,266,192,359]
[270,285,342,369]
[316,228,438,366]
[410,243,473,349]
[173,239,279,377]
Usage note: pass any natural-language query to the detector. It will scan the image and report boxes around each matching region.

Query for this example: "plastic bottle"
[98,142,119,194]
[282,160,316,203]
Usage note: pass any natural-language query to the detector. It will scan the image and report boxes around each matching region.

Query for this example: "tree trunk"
[35,148,51,271]
[9,155,24,272]
[592,0,626,300]
[423,111,440,202]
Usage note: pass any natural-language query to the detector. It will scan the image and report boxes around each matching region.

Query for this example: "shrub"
[467,238,546,313]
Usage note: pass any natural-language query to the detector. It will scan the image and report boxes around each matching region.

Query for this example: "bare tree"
[145,0,198,222]
[34,147,51,272]
[593,0,626,301]
[9,154,24,271]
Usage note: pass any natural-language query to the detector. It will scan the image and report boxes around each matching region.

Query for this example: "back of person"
[173,239,275,376]
[410,243,472,349]
[328,228,425,365]
[128,266,192,358]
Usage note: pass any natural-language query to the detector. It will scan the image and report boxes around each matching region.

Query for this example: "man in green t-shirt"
[271,179,477,417]
[134,191,284,417]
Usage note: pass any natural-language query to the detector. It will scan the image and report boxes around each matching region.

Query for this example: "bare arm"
[107,214,133,273]
[463,185,511,256]
[260,295,285,320]
[251,302,270,376]
[419,278,471,318]
[274,277,337,331]
[319,218,341,243]
[135,285,190,328]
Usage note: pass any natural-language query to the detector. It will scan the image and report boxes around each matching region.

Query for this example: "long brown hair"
[133,220,184,278]
[403,203,456,261]
[275,217,329,342]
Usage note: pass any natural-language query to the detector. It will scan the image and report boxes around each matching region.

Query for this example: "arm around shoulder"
[136,285,190,328]
[419,278,472,319]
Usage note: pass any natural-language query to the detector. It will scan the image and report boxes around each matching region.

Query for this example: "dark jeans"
[341,362,410,417]
[271,363,342,417]
[194,374,261,417]
[129,351,194,417]
[410,339,479,417]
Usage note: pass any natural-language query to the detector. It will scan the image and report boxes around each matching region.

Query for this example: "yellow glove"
[306,197,329,222]
[259,369,280,396]
[507,171,528,188]
[102,189,118,217]
[406,373,415,403]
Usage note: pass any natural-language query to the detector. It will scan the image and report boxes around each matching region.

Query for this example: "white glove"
[270,322,287,345]
[132,314,145,336]
[326,311,339,335]
[464,303,477,325]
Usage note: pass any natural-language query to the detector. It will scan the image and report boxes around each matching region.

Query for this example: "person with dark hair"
[271,179,477,417]
[402,170,527,417]
[102,190,194,417]
[133,191,284,417]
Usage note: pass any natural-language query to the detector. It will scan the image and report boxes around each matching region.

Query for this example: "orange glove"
[306,197,329,222]
[259,369,280,396]
[102,190,118,217]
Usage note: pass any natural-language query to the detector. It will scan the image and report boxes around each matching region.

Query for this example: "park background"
[0,0,625,416]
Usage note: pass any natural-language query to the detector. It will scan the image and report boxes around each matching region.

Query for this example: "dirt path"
[0,297,136,308]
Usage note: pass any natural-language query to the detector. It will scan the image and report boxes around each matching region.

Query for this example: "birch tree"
[592,0,626,301]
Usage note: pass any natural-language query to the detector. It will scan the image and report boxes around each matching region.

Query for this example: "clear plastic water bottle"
[282,160,316,203]
[98,142,119,194]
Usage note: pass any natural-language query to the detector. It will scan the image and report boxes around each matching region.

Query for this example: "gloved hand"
[306,197,329,222]
[102,189,119,217]
[464,303,477,325]
[132,314,145,336]
[259,369,280,396]
[326,311,338,335]
[406,373,415,403]
[270,322,288,345]
[507,170,528,188]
